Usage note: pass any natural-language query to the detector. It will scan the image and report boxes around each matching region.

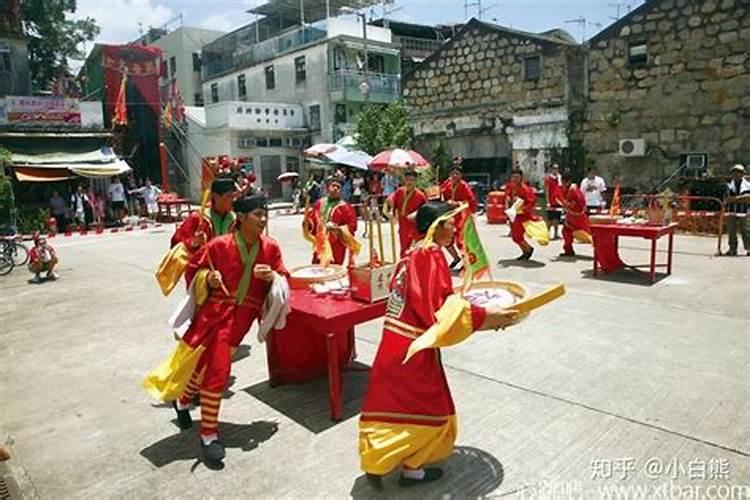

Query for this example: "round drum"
[288,265,347,290]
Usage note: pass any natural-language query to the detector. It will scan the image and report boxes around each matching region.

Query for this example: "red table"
[157,198,192,222]
[591,223,679,284]
[265,290,387,421]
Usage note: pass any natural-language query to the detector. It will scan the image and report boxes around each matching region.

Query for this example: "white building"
[135,26,225,106]
[184,102,306,201]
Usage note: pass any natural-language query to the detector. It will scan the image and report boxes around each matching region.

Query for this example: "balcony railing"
[397,36,445,55]
[204,25,327,79]
[329,70,400,103]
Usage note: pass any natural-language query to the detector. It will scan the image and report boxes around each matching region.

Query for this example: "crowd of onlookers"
[48,174,163,231]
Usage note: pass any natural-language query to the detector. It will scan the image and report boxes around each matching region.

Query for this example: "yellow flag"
[142,341,206,402]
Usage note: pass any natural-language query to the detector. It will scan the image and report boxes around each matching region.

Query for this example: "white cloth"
[580,176,607,207]
[257,275,290,343]
[168,288,196,339]
[505,198,524,223]
[108,182,126,202]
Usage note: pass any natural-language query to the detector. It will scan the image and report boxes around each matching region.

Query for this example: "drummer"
[306,174,359,266]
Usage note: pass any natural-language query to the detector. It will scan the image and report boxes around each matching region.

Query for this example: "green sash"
[234,232,260,305]
[210,209,235,236]
[322,197,340,223]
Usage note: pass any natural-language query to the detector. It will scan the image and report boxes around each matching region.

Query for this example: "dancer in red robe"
[386,170,427,258]
[508,168,548,260]
[440,157,477,268]
[171,175,237,253]
[306,175,358,266]
[359,201,519,490]
[161,194,288,464]
[559,173,592,257]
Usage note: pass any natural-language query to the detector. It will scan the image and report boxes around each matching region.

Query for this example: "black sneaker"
[523,248,535,260]
[398,468,444,487]
[172,401,192,430]
[201,440,226,463]
[366,473,384,491]
[560,250,575,257]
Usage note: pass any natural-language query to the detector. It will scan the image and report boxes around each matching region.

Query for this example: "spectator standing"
[70,185,91,228]
[94,191,106,226]
[108,176,127,225]
[580,168,607,213]
[129,178,162,218]
[49,190,67,231]
[383,171,398,197]
[725,164,750,256]
[544,163,564,240]
[352,171,365,206]
[341,170,353,201]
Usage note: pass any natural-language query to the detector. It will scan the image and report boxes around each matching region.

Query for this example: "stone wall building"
[584,0,750,190]
[403,19,584,185]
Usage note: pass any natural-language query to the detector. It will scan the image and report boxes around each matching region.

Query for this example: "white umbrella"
[304,143,343,158]
[324,149,372,170]
[277,172,300,182]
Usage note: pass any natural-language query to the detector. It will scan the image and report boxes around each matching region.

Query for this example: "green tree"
[21,0,100,90]
[354,102,413,156]
[0,145,15,225]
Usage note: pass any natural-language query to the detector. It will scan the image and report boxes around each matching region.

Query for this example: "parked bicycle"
[0,253,13,276]
[0,225,29,267]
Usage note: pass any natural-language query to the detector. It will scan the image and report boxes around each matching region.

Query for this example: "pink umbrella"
[368,148,431,172]
[304,143,342,158]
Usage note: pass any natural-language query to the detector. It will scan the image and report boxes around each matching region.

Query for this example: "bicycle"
[0,253,13,276]
[0,236,29,267]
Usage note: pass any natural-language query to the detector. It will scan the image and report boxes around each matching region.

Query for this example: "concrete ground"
[1,213,748,499]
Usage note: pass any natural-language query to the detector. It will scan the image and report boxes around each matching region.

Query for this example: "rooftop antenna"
[464,0,480,20]
[565,16,602,42]
[608,2,628,20]
[479,3,498,20]
[382,1,402,28]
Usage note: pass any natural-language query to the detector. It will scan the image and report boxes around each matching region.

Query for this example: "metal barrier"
[590,194,726,255]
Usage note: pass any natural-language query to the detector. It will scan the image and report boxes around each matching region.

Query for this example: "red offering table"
[157,198,192,222]
[265,290,387,421]
[591,222,679,284]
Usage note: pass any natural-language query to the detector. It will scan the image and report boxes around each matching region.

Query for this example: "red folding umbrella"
[368,148,431,172]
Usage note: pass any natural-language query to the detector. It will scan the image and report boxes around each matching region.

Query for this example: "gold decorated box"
[349,263,397,303]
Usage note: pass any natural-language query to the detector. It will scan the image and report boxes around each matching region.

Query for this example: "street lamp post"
[357,13,370,102]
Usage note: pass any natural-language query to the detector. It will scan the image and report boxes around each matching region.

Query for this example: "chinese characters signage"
[5,96,81,127]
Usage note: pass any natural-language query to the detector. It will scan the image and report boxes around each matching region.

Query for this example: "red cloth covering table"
[591,222,679,284]
[265,290,387,421]
[157,198,192,222]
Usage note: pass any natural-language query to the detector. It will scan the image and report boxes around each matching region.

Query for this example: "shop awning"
[342,41,400,56]
[14,167,75,183]
[10,146,132,181]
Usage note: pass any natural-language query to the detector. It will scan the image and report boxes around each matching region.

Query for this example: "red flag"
[112,74,128,126]
[609,182,621,217]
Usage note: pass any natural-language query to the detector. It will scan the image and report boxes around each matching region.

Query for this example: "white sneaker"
[46,272,59,281]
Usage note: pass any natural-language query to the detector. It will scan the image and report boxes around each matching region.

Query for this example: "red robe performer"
[156,175,237,296]
[507,168,549,260]
[387,170,427,258]
[145,194,288,465]
[439,158,477,267]
[560,175,592,257]
[307,175,358,266]
[170,176,237,251]
[359,201,519,490]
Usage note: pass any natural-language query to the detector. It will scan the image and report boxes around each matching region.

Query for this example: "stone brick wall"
[404,21,581,136]
[584,0,750,190]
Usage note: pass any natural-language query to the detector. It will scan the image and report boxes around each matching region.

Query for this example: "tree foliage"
[21,0,100,90]
[353,102,413,156]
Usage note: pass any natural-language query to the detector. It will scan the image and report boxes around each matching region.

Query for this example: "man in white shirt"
[129,178,162,218]
[108,176,127,224]
[580,168,607,213]
[70,185,91,227]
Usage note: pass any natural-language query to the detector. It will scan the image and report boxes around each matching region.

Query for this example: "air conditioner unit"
[685,154,707,170]
[618,138,646,157]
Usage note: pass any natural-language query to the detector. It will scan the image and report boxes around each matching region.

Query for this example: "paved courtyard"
[1,213,748,499]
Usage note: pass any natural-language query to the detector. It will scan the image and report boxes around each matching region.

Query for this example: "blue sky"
[73,0,646,51]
